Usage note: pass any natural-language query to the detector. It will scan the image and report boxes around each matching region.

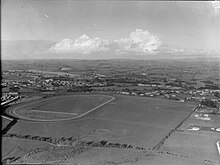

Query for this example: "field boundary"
[152,105,199,151]
[9,95,115,122]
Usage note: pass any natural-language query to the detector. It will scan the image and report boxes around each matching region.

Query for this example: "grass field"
[92,96,196,129]
[11,95,114,121]
[2,137,51,161]
[3,94,206,164]
[2,117,12,130]
[160,106,220,165]
[32,95,112,113]
[159,132,220,164]
[14,109,77,121]
[64,147,210,165]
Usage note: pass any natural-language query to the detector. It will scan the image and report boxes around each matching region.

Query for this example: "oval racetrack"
[8,95,115,122]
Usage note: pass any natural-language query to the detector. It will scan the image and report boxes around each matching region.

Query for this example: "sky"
[1,0,220,59]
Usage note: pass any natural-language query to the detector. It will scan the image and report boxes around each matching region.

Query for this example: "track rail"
[8,95,115,122]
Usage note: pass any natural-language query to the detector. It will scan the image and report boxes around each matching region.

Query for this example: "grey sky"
[1,0,220,59]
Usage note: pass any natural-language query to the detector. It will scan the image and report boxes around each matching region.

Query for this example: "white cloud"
[212,1,220,9]
[114,29,161,54]
[44,14,49,18]
[164,48,185,54]
[50,34,109,54]
[49,29,161,55]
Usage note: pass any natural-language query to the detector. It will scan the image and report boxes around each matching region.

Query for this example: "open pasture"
[159,132,220,164]
[10,95,114,121]
[24,95,113,114]
[14,109,77,121]
[7,95,196,147]
[91,96,197,129]
[4,94,203,164]
[2,137,51,161]
[2,117,12,130]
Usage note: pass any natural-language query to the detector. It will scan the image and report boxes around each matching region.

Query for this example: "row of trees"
[200,99,218,108]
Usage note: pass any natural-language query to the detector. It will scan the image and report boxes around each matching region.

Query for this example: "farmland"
[3,94,210,164]
[159,103,220,165]
[160,132,220,164]
[1,59,219,165]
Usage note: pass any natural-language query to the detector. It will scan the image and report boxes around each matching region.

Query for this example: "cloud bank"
[49,29,219,57]
[114,29,161,54]
[49,29,162,55]
[50,34,109,54]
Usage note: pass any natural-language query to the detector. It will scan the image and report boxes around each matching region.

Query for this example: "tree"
[200,99,217,108]
[213,92,220,98]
